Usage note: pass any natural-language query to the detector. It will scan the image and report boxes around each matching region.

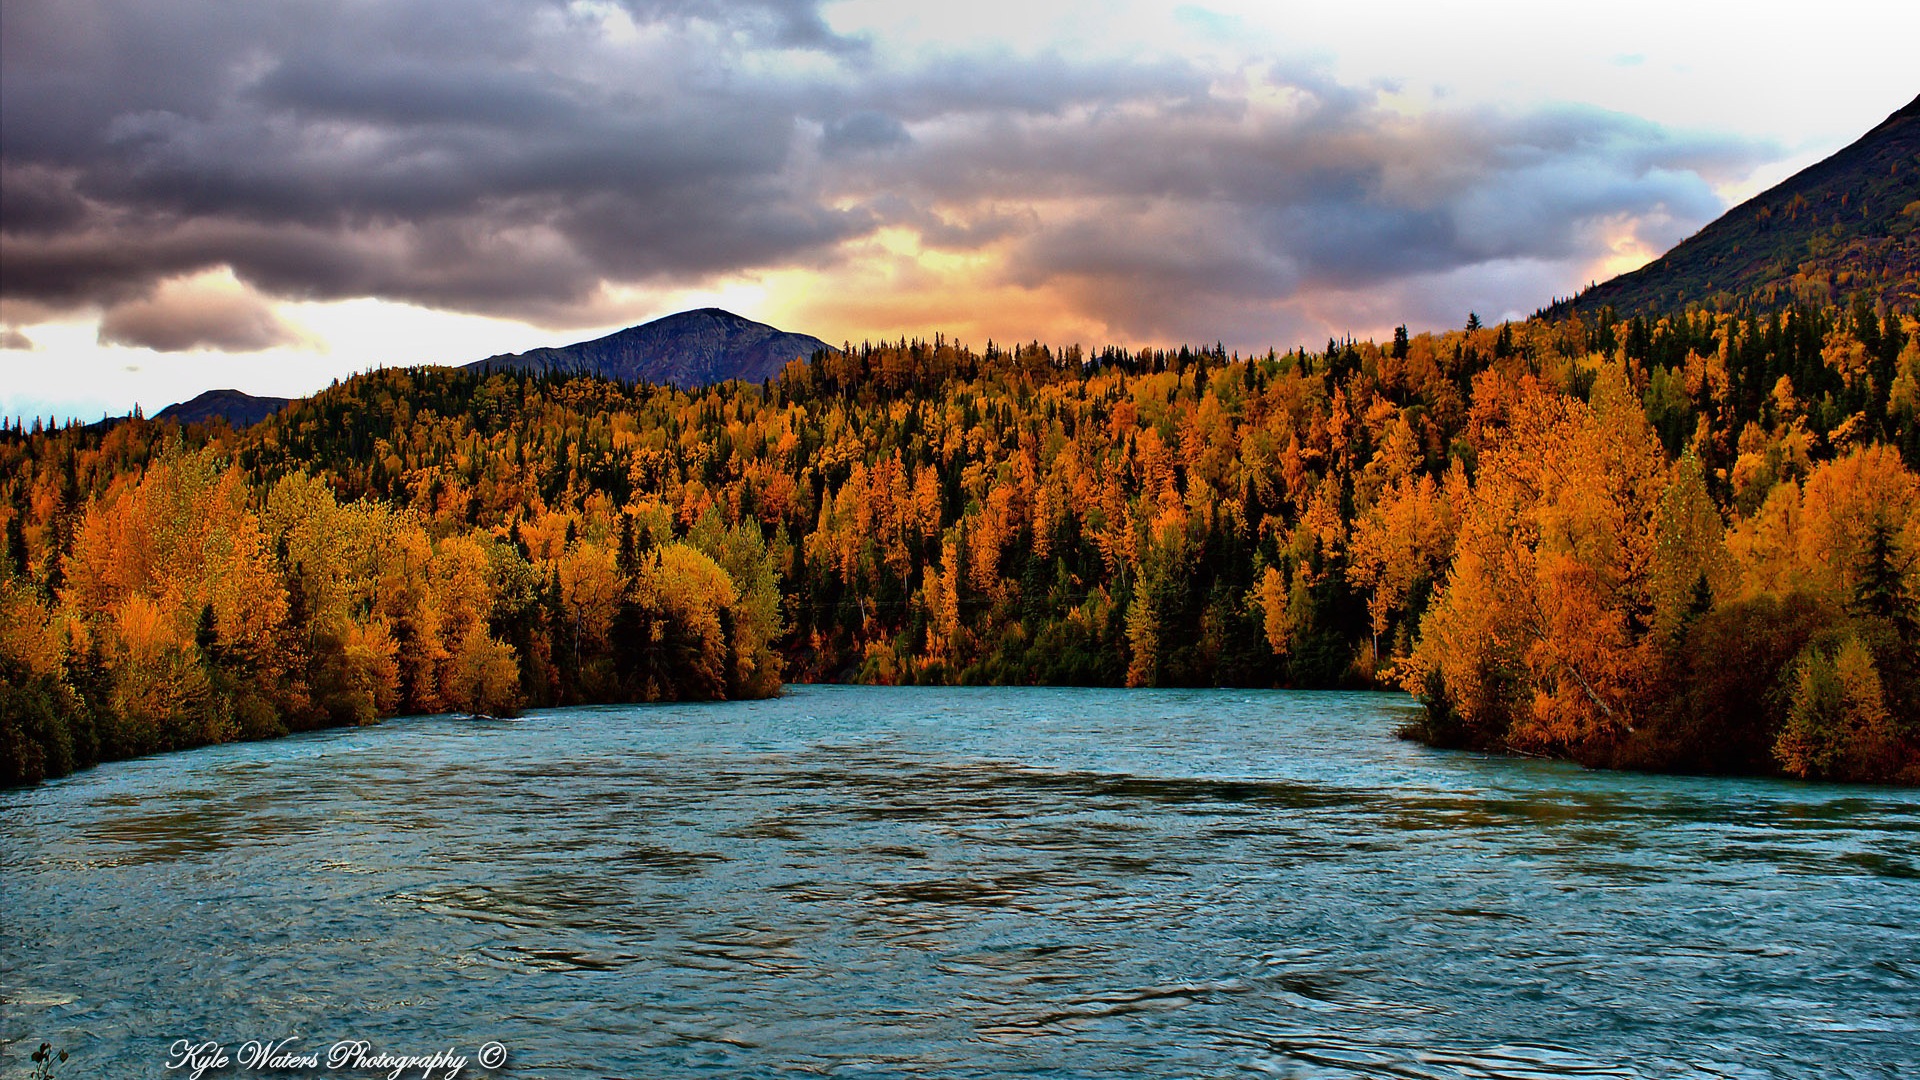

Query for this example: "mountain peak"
[468,309,833,388]
[153,388,293,428]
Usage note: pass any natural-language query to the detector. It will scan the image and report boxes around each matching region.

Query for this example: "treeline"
[0,440,782,784]
[3,300,1917,784]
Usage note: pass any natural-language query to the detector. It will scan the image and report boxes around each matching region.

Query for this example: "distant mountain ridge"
[465,308,834,387]
[149,308,832,427]
[1553,94,1920,317]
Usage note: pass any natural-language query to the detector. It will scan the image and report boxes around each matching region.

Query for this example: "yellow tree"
[558,541,622,653]
[1407,367,1673,755]
[1124,592,1159,688]
[1727,444,1920,605]
[1253,564,1290,658]
[1347,463,1461,667]
[445,626,523,716]
[261,473,408,724]
[1774,633,1902,783]
[1648,451,1733,642]
[63,447,289,747]
[634,544,739,699]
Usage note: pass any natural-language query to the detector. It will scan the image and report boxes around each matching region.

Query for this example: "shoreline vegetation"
[4,303,1918,787]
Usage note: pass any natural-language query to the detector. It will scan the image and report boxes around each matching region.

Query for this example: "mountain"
[154,388,293,428]
[466,308,834,387]
[1553,95,1920,317]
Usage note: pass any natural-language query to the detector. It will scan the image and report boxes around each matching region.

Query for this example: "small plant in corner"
[29,1043,68,1079]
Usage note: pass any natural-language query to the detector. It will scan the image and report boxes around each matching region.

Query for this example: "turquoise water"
[3,686,1917,1077]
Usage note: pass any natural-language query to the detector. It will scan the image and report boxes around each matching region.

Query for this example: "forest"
[3,297,1918,785]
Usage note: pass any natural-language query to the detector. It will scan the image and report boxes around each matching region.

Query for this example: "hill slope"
[1555,95,1920,317]
[466,308,833,388]
[153,389,293,428]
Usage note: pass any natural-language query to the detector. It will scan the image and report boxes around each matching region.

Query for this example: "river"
[3,686,1916,1077]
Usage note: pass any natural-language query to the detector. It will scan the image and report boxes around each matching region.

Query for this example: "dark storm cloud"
[0,165,92,236]
[0,0,877,324]
[0,0,1771,348]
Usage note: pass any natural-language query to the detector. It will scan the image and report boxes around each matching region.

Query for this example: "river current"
[3,686,1916,1078]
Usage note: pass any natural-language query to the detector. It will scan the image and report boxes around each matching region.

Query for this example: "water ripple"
[3,686,1916,1078]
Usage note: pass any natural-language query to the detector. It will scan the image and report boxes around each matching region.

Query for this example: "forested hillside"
[4,302,1919,785]
[1552,95,1920,316]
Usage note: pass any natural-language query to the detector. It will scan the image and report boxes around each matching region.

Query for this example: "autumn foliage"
[4,301,1917,784]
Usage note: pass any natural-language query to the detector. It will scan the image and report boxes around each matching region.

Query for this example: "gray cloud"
[871,86,1752,341]
[1,0,874,321]
[0,0,1773,344]
[0,327,35,350]
[648,0,868,54]
[823,111,911,153]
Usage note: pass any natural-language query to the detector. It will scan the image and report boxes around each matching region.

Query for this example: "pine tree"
[1852,517,1915,639]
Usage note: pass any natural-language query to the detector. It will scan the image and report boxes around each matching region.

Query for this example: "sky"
[2,0,1916,423]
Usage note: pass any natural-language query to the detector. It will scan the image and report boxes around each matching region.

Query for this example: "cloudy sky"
[2,0,1915,422]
